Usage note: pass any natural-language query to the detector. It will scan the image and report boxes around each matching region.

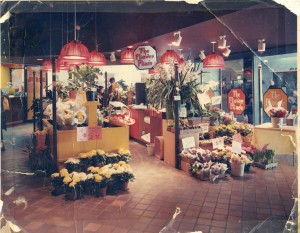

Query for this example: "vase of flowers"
[269,108,287,128]
[230,154,248,176]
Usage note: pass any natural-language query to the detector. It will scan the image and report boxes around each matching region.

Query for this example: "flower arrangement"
[214,124,236,138]
[268,108,287,118]
[222,114,234,125]
[62,171,85,200]
[189,161,212,181]
[234,123,253,137]
[230,154,250,164]
[209,163,228,182]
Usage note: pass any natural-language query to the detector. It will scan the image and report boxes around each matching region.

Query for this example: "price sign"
[211,96,222,105]
[197,92,211,106]
[134,45,157,70]
[201,124,209,133]
[182,137,196,149]
[227,88,246,115]
[212,137,224,149]
[77,126,102,141]
[231,141,242,154]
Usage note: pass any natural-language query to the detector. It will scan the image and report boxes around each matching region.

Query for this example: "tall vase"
[271,117,283,128]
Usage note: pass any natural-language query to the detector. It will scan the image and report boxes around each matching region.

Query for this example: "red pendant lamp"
[42,59,52,72]
[56,57,70,72]
[88,50,107,66]
[120,46,134,64]
[203,42,224,69]
[159,50,180,64]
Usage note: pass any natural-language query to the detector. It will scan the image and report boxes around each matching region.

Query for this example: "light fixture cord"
[94,2,98,51]
[74,1,76,41]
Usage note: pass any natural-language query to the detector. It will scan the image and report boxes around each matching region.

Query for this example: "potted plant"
[234,123,253,146]
[93,174,108,197]
[252,146,277,169]
[146,61,203,121]
[268,108,287,128]
[64,158,81,173]
[68,64,102,101]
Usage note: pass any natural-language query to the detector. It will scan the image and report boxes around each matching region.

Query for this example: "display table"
[44,120,129,163]
[253,123,297,164]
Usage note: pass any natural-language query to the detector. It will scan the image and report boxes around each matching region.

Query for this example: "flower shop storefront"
[0,1,298,233]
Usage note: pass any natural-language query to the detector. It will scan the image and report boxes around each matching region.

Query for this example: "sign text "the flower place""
[134,45,157,70]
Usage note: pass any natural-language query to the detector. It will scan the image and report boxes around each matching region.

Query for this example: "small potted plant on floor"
[252,146,277,169]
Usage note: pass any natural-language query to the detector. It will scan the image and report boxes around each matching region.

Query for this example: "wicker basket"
[109,105,135,127]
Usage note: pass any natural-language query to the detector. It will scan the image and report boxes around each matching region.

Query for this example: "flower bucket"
[121,182,129,191]
[69,90,77,99]
[271,117,283,128]
[231,162,245,177]
[86,91,96,101]
[95,187,107,197]
[146,143,155,156]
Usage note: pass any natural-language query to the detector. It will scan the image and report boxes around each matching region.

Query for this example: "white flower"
[64,158,80,164]
[78,172,87,181]
[87,173,94,180]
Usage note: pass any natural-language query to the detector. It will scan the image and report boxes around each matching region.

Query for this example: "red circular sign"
[227,88,246,115]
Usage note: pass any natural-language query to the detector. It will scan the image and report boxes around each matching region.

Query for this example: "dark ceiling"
[0,0,295,65]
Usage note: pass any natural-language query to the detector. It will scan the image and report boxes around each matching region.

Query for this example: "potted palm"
[68,64,102,101]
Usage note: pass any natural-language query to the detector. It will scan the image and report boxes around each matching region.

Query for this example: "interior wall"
[0,64,10,89]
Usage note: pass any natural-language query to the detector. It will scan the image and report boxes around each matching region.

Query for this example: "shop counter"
[253,123,297,155]
[44,120,129,162]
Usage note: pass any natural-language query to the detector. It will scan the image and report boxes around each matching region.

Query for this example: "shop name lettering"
[135,48,155,66]
[229,90,244,110]
[265,90,286,107]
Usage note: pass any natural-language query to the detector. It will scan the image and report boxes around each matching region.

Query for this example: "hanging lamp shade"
[88,50,107,66]
[42,60,52,72]
[203,52,224,69]
[120,47,134,63]
[159,50,180,64]
[56,57,70,72]
[60,40,90,61]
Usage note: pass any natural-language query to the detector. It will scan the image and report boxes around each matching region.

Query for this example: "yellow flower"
[59,168,69,177]
[104,173,111,179]
[218,152,225,156]
[63,176,72,184]
[113,164,120,170]
[97,149,105,155]
[118,161,126,166]
[91,167,100,174]
[94,174,103,182]
[226,152,233,157]
[90,150,97,155]
[72,176,81,183]
[87,166,94,172]
[69,181,76,188]
[51,173,59,178]
[79,153,88,159]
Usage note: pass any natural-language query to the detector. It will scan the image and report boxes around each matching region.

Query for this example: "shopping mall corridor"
[1,123,297,233]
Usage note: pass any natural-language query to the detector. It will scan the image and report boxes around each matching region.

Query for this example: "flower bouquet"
[189,161,212,181]
[214,124,236,138]
[230,154,247,176]
[209,163,228,182]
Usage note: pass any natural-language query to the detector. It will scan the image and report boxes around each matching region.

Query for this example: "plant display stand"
[253,162,278,169]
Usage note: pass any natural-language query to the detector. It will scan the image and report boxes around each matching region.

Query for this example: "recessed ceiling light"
[36,58,44,61]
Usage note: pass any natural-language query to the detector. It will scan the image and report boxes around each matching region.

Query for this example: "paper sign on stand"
[197,92,211,106]
[212,137,224,149]
[201,124,209,133]
[182,137,196,149]
[231,140,242,154]
[75,92,84,106]
[211,96,222,105]
[77,126,102,142]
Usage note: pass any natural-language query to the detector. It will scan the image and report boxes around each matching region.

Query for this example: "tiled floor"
[1,123,297,233]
